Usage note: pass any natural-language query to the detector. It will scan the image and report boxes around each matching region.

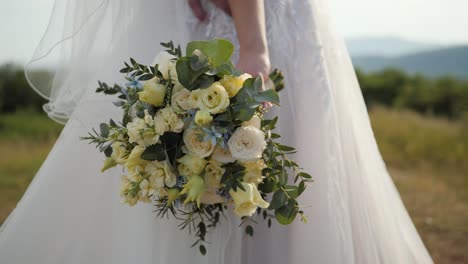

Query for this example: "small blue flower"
[125,77,143,89]
[201,126,223,146]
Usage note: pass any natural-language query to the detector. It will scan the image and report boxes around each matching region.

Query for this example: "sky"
[1,0,467,64]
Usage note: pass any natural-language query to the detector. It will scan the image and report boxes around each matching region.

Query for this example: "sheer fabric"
[1,0,433,263]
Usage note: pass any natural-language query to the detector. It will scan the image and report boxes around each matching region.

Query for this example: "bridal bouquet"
[83,39,312,254]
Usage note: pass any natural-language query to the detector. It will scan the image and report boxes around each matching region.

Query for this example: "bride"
[0,0,433,263]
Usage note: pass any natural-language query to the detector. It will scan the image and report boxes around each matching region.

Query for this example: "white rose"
[183,127,215,158]
[192,82,230,114]
[177,154,207,177]
[212,145,236,164]
[242,159,266,185]
[152,51,176,80]
[242,115,262,129]
[228,126,266,161]
[204,160,225,188]
[156,107,184,133]
[171,88,193,113]
[229,182,269,217]
[138,78,166,106]
[145,160,177,188]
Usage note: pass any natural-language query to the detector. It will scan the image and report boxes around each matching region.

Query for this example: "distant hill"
[351,46,468,79]
[346,37,443,57]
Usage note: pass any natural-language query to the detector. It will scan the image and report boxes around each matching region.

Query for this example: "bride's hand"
[188,0,231,21]
[237,51,273,110]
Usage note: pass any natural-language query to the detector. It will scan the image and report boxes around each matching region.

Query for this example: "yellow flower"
[125,145,150,171]
[101,157,117,173]
[229,182,269,217]
[204,160,225,188]
[192,82,230,114]
[138,78,166,106]
[241,159,266,185]
[166,188,181,205]
[177,154,207,177]
[180,175,205,207]
[219,73,252,97]
[111,142,128,165]
[194,110,213,126]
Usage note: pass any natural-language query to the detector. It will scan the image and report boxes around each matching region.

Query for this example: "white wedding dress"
[0,1,433,263]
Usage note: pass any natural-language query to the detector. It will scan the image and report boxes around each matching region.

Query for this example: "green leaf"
[190,49,210,71]
[186,39,234,67]
[100,123,110,138]
[140,144,166,161]
[276,144,295,152]
[275,201,298,225]
[245,225,254,237]
[199,245,207,255]
[269,190,288,210]
[176,57,211,90]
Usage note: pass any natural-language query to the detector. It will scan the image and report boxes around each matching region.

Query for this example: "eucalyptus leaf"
[186,39,234,67]
[140,144,166,161]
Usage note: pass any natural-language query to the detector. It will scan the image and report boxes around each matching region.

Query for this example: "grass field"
[0,108,467,263]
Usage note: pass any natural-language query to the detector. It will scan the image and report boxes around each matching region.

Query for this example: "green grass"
[0,108,466,263]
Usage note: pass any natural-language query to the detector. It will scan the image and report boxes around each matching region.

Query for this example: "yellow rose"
[242,159,266,185]
[183,127,215,158]
[125,145,150,171]
[219,73,252,97]
[111,142,128,165]
[138,78,166,106]
[194,110,213,126]
[242,114,262,129]
[204,160,225,188]
[177,154,207,177]
[229,182,269,217]
[193,82,230,114]
[145,160,177,188]
[180,175,205,207]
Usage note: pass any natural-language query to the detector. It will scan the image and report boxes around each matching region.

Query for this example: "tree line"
[1,64,467,119]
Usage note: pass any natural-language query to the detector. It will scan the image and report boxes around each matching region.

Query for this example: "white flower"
[229,182,269,217]
[155,107,184,133]
[228,126,266,161]
[145,160,177,188]
[183,127,215,158]
[242,115,262,129]
[126,118,159,147]
[191,82,230,114]
[171,87,193,113]
[152,51,176,80]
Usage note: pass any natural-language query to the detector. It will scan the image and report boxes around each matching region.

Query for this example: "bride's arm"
[228,0,270,77]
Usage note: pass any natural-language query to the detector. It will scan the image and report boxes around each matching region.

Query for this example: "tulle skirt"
[0,1,433,263]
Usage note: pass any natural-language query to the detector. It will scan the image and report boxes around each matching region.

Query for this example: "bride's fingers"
[188,0,207,21]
